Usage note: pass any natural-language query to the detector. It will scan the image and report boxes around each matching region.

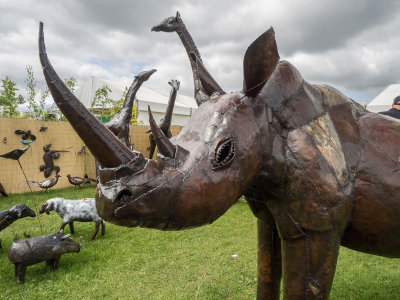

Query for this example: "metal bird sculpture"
[0,145,30,160]
[146,79,180,159]
[39,144,68,178]
[19,175,61,192]
[66,174,96,188]
[15,129,36,141]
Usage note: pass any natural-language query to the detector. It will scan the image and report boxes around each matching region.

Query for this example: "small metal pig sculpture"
[0,204,36,249]
[39,197,105,240]
[8,232,81,283]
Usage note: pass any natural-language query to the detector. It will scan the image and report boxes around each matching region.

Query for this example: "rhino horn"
[38,22,137,168]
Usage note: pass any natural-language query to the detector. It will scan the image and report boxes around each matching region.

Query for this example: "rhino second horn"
[148,106,176,158]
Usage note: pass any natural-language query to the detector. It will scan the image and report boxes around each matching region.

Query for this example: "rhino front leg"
[257,219,282,300]
[282,229,342,299]
[247,197,282,299]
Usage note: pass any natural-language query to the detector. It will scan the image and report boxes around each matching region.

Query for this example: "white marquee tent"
[366,84,400,113]
[74,76,197,126]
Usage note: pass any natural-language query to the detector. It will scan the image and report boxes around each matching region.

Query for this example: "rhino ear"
[243,27,279,97]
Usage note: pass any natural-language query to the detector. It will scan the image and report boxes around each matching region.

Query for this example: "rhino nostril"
[114,190,132,204]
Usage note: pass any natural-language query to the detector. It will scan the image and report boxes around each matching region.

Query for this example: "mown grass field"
[0,187,399,299]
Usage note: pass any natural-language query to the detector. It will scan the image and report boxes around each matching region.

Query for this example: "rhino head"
[38,22,292,230]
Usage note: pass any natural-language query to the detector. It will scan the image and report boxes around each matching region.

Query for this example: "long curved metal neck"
[174,17,205,106]
[176,17,202,63]
[160,86,178,133]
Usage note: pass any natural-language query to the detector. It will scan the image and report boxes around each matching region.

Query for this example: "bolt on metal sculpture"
[15,129,36,142]
[39,144,68,178]
[147,79,180,159]
[39,20,400,299]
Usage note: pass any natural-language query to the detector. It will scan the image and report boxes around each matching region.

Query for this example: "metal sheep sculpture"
[38,19,400,300]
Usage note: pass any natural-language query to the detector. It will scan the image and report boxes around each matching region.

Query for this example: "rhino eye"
[210,136,236,170]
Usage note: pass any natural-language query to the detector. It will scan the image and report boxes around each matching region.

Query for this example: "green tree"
[24,65,49,120]
[64,77,77,92]
[17,94,25,104]
[91,85,113,121]
[0,76,20,117]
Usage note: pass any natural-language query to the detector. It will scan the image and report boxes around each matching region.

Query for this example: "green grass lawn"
[0,187,399,299]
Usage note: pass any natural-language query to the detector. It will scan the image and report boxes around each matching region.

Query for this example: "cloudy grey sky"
[1,0,400,105]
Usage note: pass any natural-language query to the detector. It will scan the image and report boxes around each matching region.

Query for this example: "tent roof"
[366,84,400,113]
[74,76,196,115]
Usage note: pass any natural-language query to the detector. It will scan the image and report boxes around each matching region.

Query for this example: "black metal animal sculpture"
[66,174,96,188]
[0,182,8,197]
[8,232,81,283]
[0,145,30,161]
[39,126,48,132]
[105,69,156,148]
[39,144,68,178]
[147,79,180,159]
[39,21,400,300]
[19,175,61,192]
[39,197,105,240]
[15,129,36,141]
[0,204,36,249]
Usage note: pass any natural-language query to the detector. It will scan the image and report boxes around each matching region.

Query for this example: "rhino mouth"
[210,136,236,170]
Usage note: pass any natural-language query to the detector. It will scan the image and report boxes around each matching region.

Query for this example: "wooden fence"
[0,117,182,194]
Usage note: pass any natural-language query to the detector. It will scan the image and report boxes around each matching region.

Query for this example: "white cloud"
[1,0,400,104]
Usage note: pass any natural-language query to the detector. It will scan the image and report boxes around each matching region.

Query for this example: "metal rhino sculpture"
[38,21,400,299]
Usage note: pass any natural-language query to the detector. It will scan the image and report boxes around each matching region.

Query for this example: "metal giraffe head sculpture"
[152,11,224,105]
[39,21,400,299]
